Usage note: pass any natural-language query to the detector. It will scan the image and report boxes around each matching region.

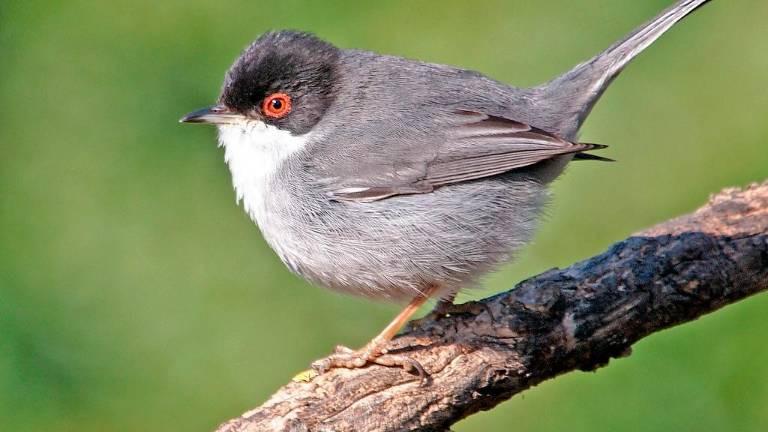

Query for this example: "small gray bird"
[181,0,711,376]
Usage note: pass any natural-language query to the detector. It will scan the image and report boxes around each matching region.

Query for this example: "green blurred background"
[1,1,767,431]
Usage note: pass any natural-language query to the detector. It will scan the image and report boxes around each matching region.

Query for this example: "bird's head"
[181,31,340,136]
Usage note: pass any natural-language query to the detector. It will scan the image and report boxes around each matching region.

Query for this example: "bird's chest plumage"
[218,122,308,223]
[218,122,315,273]
[218,122,545,301]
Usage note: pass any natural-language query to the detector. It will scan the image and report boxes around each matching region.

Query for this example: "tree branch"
[216,181,768,432]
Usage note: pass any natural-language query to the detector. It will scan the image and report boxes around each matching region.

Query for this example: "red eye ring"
[262,93,292,118]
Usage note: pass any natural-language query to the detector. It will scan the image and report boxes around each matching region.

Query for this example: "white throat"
[217,121,309,224]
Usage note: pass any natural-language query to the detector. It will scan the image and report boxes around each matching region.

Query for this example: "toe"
[333,345,354,354]
[311,358,331,374]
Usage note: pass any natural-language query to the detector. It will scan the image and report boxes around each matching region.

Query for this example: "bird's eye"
[262,93,292,118]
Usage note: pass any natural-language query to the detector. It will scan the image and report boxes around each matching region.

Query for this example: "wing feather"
[326,110,607,202]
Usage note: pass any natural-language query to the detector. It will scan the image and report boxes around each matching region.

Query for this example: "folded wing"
[324,109,607,202]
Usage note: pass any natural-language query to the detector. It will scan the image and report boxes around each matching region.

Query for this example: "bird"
[181,0,712,377]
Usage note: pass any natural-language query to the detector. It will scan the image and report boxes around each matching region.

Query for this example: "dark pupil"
[271,98,283,110]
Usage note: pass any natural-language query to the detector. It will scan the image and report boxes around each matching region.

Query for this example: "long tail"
[532,0,711,139]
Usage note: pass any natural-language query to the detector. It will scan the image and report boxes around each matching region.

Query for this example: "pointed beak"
[179,105,244,125]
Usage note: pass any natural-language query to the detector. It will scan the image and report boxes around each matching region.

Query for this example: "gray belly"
[257,170,548,302]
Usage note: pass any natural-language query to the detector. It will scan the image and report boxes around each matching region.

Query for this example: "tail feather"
[572,152,615,162]
[532,0,711,139]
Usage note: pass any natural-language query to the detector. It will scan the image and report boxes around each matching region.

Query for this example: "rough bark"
[216,181,768,432]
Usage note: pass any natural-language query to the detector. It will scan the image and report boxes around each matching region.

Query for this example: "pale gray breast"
[261,155,548,301]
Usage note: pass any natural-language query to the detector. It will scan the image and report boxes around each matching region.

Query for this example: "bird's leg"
[311,286,438,379]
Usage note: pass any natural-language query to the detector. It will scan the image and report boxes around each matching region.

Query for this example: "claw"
[372,354,428,383]
[309,286,437,383]
[311,347,429,382]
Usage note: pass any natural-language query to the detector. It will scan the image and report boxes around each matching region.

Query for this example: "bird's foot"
[311,343,428,382]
